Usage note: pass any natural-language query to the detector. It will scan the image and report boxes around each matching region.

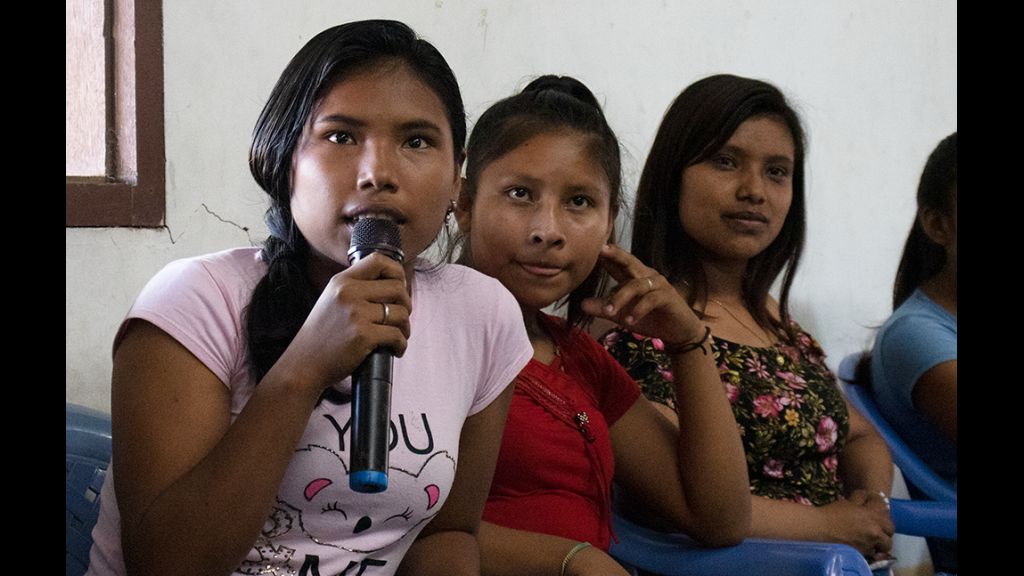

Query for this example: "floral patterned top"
[601,325,849,506]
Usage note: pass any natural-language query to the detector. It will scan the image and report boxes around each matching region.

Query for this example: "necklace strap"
[708,297,775,347]
[677,279,776,347]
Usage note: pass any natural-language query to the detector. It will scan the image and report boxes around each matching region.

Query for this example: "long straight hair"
[893,132,957,308]
[631,74,806,340]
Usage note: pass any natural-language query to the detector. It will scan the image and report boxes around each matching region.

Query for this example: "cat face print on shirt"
[238,398,460,575]
[275,443,455,554]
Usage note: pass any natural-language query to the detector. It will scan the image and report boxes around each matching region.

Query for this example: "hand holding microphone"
[347,217,404,493]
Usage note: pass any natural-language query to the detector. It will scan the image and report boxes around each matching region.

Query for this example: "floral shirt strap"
[598,330,679,412]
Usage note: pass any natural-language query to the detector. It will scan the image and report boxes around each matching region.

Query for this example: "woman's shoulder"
[416,260,501,292]
[173,246,266,281]
[140,247,263,299]
[772,318,830,368]
[413,262,529,352]
[415,261,520,311]
[782,317,813,339]
[131,247,267,322]
[147,246,263,290]
[874,290,956,364]
[883,289,956,333]
[117,247,263,380]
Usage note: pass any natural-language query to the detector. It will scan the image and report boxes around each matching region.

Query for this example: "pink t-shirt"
[87,248,532,576]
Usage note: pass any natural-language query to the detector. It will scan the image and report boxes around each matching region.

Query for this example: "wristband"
[663,325,712,356]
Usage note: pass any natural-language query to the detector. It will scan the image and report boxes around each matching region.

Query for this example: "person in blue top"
[870,132,956,572]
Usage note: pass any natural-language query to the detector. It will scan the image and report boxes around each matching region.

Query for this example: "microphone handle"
[350,350,393,493]
[346,217,403,494]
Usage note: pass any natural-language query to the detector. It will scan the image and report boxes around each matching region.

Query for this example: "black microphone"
[347,217,404,493]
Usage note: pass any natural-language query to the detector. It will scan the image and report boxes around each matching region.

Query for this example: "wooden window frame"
[66,1,164,227]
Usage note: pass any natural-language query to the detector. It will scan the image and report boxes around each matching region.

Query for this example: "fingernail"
[604,304,615,314]
[625,316,635,325]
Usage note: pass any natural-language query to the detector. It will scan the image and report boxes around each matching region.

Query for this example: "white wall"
[66,0,957,411]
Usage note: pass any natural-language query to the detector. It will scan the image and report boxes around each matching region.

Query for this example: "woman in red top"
[453,76,751,576]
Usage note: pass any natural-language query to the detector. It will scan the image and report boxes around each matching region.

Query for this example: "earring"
[445,199,456,224]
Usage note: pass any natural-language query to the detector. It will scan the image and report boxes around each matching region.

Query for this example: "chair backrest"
[837,353,956,503]
[66,403,112,576]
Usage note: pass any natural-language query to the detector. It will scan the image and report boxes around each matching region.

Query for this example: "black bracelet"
[663,325,712,356]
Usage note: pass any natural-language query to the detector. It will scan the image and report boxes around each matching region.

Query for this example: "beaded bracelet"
[663,325,712,356]
[560,542,592,576]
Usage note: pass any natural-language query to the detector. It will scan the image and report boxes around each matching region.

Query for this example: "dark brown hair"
[631,74,806,339]
[457,75,622,328]
[246,20,466,382]
[893,132,957,308]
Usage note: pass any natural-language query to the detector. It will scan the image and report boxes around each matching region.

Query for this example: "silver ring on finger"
[380,302,390,326]
[645,277,655,292]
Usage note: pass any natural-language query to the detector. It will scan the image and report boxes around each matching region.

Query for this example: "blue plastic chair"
[609,513,873,576]
[66,403,112,576]
[837,353,957,540]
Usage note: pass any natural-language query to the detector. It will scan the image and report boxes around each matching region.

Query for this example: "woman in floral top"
[600,75,895,561]
[604,325,846,506]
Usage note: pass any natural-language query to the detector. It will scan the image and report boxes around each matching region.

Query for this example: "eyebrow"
[314,114,444,135]
[315,114,366,127]
[566,183,608,196]
[502,172,609,194]
[720,144,794,165]
[397,120,445,135]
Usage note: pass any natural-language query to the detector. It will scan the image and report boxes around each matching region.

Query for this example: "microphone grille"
[350,217,402,251]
